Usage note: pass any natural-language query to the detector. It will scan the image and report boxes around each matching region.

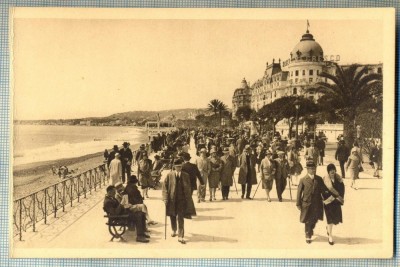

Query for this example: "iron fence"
[13,164,108,241]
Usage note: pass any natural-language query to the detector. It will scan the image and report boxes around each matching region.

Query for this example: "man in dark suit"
[180,152,205,198]
[103,185,149,243]
[238,145,257,199]
[119,142,133,184]
[296,160,327,244]
[162,159,196,244]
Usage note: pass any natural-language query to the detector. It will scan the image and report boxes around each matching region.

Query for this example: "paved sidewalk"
[13,140,385,258]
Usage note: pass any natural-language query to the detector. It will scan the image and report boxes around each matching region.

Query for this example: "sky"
[13,17,384,120]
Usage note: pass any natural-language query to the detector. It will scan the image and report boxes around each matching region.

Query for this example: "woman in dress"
[138,152,154,198]
[322,164,345,245]
[287,145,302,186]
[346,148,362,189]
[208,148,223,201]
[259,150,275,202]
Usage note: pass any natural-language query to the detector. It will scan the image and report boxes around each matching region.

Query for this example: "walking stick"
[287,176,292,200]
[252,177,263,199]
[164,203,167,240]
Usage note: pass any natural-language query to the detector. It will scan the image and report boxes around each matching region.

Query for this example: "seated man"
[116,178,157,226]
[103,185,149,243]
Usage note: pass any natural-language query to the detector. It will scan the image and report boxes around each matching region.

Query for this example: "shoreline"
[13,137,149,200]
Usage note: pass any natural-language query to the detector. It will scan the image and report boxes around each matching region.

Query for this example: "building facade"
[232,26,382,139]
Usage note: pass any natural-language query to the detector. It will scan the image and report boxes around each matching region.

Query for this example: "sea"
[13,125,148,166]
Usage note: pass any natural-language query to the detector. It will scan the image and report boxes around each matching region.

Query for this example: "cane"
[252,178,263,199]
[164,203,167,240]
[287,176,292,200]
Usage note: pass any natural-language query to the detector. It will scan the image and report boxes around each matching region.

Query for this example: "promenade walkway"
[13,139,386,258]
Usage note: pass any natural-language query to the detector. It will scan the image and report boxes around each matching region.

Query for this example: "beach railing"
[13,164,108,241]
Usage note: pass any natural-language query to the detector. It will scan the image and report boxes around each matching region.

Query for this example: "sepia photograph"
[10,8,395,258]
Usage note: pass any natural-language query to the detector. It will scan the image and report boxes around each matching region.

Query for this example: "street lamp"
[294,98,300,140]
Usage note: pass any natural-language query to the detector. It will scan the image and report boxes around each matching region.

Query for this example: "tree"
[315,63,382,145]
[235,106,254,121]
[257,96,318,138]
[207,99,227,126]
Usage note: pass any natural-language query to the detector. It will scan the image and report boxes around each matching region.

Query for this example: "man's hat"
[222,147,229,153]
[128,175,138,184]
[306,160,316,168]
[173,158,183,166]
[200,148,207,153]
[277,151,285,156]
[123,142,130,147]
[115,182,124,188]
[244,145,251,151]
[113,145,119,150]
[179,152,191,161]
[265,150,272,155]
[140,144,145,149]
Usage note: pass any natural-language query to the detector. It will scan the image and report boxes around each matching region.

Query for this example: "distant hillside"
[105,108,208,121]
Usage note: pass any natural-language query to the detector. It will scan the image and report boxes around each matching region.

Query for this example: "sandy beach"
[13,137,149,200]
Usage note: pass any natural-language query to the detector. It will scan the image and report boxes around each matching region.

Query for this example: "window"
[291,71,293,77]
[295,78,298,83]
[293,88,297,95]
[274,91,276,97]
[309,69,313,75]
[309,78,313,83]
[295,70,299,76]
[302,70,305,76]
[317,70,320,75]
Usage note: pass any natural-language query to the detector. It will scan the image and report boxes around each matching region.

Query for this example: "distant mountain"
[105,108,208,121]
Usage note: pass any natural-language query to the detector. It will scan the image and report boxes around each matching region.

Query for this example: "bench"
[104,213,130,242]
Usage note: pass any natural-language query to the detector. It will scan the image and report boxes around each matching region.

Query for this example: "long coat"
[304,146,319,165]
[162,171,196,217]
[220,154,237,186]
[296,174,326,223]
[109,158,122,185]
[195,156,211,184]
[138,158,154,188]
[182,162,204,191]
[322,174,345,225]
[209,156,223,188]
[238,152,257,185]
[259,157,275,189]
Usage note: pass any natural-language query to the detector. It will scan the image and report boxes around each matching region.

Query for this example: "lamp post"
[294,98,300,140]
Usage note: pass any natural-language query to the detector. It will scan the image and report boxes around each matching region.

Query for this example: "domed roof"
[291,31,323,59]
[233,78,251,97]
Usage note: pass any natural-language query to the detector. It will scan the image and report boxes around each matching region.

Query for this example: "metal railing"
[13,164,108,241]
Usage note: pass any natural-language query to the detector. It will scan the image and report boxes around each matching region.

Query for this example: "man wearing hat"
[304,140,319,170]
[195,148,211,202]
[109,153,122,186]
[335,140,350,178]
[220,147,237,200]
[107,145,119,168]
[119,142,133,184]
[238,144,257,199]
[274,151,290,202]
[180,152,205,200]
[296,160,327,244]
[162,158,196,244]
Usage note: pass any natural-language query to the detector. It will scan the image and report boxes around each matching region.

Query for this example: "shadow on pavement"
[188,233,238,243]
[313,234,381,245]
[192,215,234,221]
[196,207,224,212]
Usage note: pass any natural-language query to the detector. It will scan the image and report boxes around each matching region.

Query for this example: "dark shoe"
[171,232,177,237]
[306,238,312,244]
[267,198,271,202]
[178,238,186,244]
[148,221,158,225]
[136,236,149,243]
[209,198,212,202]
[279,198,282,202]
[197,199,201,203]
[329,240,335,245]
[246,197,252,200]
[143,233,151,238]
[241,195,244,199]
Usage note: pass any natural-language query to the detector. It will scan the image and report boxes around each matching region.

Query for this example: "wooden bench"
[104,213,130,242]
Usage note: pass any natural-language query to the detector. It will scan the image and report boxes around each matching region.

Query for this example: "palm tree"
[207,99,222,116]
[315,63,382,145]
[217,102,227,126]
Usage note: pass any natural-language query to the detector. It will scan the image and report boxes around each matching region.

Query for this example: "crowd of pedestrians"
[102,127,382,245]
